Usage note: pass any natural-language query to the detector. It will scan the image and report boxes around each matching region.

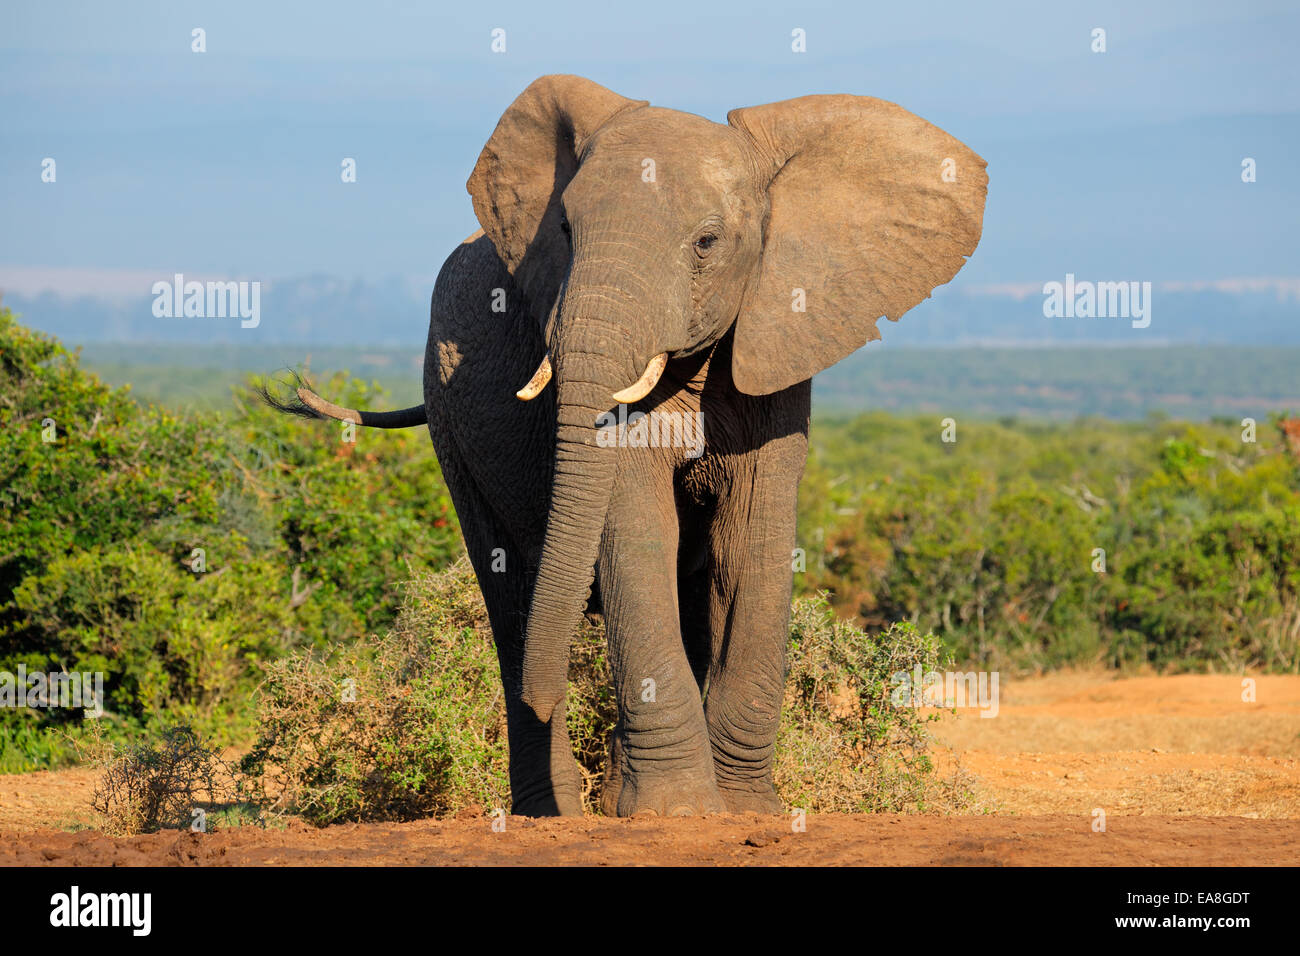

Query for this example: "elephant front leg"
[476,564,584,817]
[703,436,805,814]
[500,685,584,816]
[598,463,726,817]
[434,450,583,817]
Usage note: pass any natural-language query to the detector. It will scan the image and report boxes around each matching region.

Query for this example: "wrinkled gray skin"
[430,241,808,816]
[291,75,986,816]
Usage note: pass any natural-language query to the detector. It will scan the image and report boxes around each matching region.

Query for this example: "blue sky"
[2,0,1297,289]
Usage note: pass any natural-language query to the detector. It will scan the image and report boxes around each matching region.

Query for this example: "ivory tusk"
[515,353,553,401]
[611,353,669,404]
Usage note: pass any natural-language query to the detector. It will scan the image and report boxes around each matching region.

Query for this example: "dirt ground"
[2,671,1298,865]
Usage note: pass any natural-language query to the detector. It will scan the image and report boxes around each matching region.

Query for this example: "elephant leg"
[477,554,584,817]
[428,431,583,817]
[598,459,726,817]
[702,431,806,814]
[599,546,704,817]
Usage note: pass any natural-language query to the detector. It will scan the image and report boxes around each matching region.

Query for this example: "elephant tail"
[257,373,428,429]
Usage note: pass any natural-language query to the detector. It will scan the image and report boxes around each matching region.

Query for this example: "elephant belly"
[424,234,555,562]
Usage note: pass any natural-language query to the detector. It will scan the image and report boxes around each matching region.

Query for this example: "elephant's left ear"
[727,95,987,395]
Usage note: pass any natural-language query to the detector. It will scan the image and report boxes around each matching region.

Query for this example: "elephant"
[270,74,987,817]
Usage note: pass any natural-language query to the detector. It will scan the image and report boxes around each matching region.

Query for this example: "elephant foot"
[510,766,584,817]
[718,783,783,815]
[511,790,584,817]
[615,769,728,818]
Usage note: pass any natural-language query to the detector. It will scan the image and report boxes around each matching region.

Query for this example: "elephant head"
[467,74,987,722]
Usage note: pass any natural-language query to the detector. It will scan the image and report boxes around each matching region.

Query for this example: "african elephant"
[274,75,987,817]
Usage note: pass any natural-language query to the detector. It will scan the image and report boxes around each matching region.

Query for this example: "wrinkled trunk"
[521,257,659,723]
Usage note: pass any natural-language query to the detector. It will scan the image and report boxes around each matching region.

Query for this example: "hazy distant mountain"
[5,274,1298,349]
[2,274,432,348]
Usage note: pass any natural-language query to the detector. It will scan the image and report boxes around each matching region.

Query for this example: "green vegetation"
[65,560,962,833]
[78,341,1300,421]
[78,343,423,412]
[1,309,460,770]
[799,413,1300,672]
[241,561,963,825]
[3,309,1298,817]
[240,562,515,825]
[776,599,974,813]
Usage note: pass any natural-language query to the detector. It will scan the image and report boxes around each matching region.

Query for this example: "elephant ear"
[467,75,648,318]
[727,95,987,395]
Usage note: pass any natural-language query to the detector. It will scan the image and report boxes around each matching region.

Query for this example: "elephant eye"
[559,213,571,237]
[693,233,718,256]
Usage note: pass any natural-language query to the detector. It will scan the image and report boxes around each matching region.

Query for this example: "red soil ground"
[2,672,1297,865]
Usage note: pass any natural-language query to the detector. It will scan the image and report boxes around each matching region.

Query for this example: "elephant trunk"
[521,261,665,724]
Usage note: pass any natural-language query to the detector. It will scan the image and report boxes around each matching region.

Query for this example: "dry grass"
[86,725,234,836]
[238,560,964,822]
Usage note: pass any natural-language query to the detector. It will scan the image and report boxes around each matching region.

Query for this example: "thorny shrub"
[240,561,967,823]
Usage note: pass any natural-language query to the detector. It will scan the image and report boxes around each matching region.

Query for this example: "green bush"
[800,412,1300,672]
[776,595,975,813]
[1113,506,1300,669]
[0,308,460,768]
[12,544,302,736]
[239,560,620,823]
[240,561,511,824]
[241,561,962,823]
